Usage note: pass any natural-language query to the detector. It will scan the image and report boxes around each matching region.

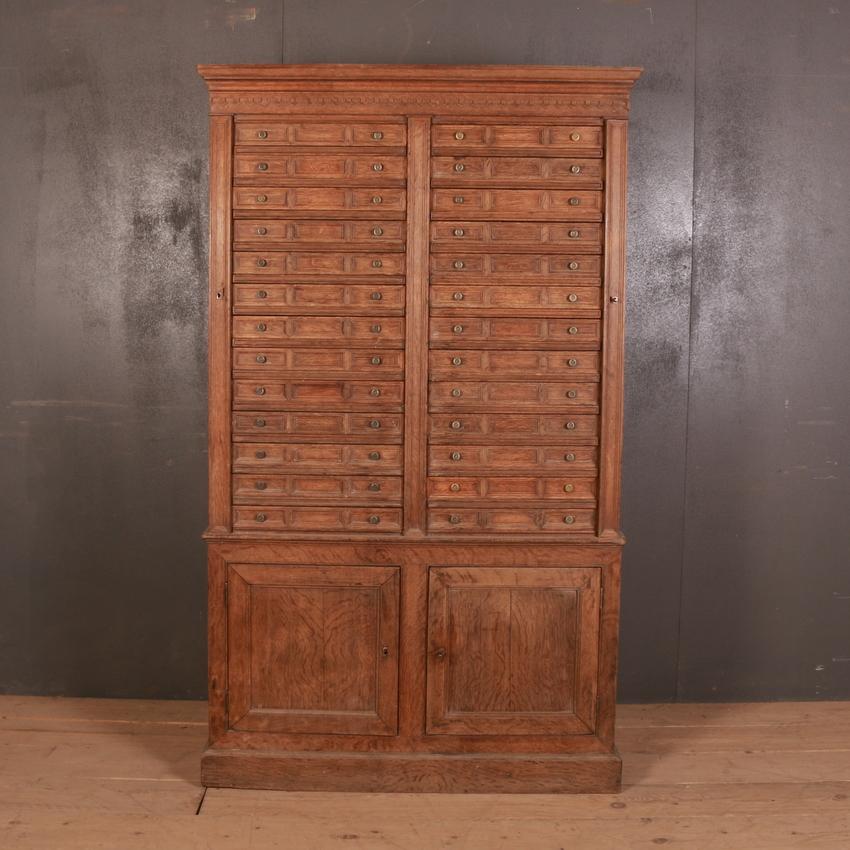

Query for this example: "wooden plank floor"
[0,697,848,849]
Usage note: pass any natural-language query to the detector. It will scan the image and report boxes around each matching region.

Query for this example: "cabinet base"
[202,748,622,794]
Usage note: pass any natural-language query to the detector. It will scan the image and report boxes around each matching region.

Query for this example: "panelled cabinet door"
[227,564,400,735]
[426,567,600,735]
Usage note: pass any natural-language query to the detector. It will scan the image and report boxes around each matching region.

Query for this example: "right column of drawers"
[427,121,605,534]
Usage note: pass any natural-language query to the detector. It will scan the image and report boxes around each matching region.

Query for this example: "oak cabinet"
[199,64,640,794]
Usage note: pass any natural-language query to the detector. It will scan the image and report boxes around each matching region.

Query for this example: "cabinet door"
[426,567,600,735]
[227,564,399,735]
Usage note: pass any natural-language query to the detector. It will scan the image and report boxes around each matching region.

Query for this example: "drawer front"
[233,348,404,378]
[429,381,599,412]
[428,476,597,502]
[429,413,599,442]
[233,411,403,441]
[427,508,596,534]
[233,316,404,346]
[234,153,406,183]
[234,219,406,249]
[235,121,406,147]
[430,317,600,349]
[428,445,598,474]
[431,156,602,187]
[234,506,402,532]
[233,251,405,277]
[233,283,405,314]
[431,189,602,221]
[233,187,406,215]
[431,124,603,156]
[233,443,403,473]
[429,350,600,381]
[430,284,601,315]
[233,474,402,503]
[431,221,602,254]
[430,253,601,282]
[233,379,403,410]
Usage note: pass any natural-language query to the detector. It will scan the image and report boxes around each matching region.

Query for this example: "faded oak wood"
[198,64,640,793]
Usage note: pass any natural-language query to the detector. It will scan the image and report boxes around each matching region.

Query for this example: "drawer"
[428,476,597,503]
[432,189,602,221]
[233,187,406,216]
[429,413,599,443]
[234,506,402,532]
[431,124,602,156]
[430,253,601,283]
[234,153,406,184]
[233,443,403,473]
[232,347,404,378]
[429,350,600,381]
[430,284,601,315]
[233,411,403,441]
[431,221,602,254]
[429,381,599,412]
[233,473,402,504]
[429,317,600,349]
[428,444,598,474]
[235,120,406,147]
[232,316,404,347]
[234,219,406,250]
[233,251,405,277]
[233,284,404,315]
[233,379,403,410]
[431,156,602,188]
[427,508,596,534]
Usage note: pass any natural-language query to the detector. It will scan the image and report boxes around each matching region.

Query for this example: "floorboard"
[0,697,847,849]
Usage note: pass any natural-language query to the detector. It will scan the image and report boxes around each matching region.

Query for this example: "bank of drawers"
[426,121,604,534]
[230,119,407,532]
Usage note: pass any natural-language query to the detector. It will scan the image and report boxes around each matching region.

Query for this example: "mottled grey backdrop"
[1,0,847,701]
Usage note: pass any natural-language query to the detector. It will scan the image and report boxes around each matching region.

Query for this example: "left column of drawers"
[228,118,408,533]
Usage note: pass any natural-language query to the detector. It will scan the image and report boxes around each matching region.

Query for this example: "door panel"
[227,564,399,735]
[426,566,600,735]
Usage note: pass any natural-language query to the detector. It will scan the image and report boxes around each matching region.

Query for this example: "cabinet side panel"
[598,119,628,537]
[208,115,233,533]
[208,546,228,742]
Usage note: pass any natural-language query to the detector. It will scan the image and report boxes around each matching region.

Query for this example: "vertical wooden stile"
[598,119,629,538]
[207,115,233,534]
[403,117,431,533]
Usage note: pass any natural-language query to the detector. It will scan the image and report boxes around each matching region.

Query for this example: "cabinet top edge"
[197,63,643,87]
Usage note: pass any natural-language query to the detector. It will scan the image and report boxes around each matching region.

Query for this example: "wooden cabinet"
[199,63,640,794]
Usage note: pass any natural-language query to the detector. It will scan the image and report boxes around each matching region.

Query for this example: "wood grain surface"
[2,696,848,849]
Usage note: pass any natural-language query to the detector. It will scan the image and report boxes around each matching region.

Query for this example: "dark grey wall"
[1,0,847,702]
